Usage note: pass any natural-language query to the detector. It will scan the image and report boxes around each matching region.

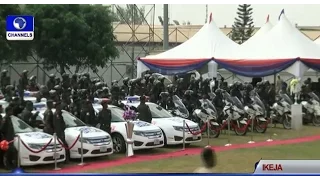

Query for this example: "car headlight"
[133,131,145,136]
[106,135,111,140]
[28,144,43,150]
[173,126,188,132]
[79,138,91,144]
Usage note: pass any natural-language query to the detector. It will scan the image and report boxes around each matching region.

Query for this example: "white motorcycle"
[270,93,292,129]
[301,92,320,126]
[193,99,221,138]
[244,93,268,133]
[221,91,248,136]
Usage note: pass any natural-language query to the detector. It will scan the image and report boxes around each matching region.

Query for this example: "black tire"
[312,116,320,127]
[254,118,268,133]
[112,133,126,153]
[161,129,168,146]
[282,114,291,129]
[234,122,248,136]
[210,124,221,138]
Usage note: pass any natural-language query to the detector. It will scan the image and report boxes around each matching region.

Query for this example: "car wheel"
[112,133,126,153]
[160,129,167,146]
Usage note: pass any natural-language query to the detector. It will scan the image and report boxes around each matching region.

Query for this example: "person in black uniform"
[80,100,96,126]
[120,77,129,99]
[1,70,10,95]
[70,95,81,119]
[11,97,24,116]
[53,102,68,163]
[43,100,54,135]
[0,105,17,169]
[18,70,29,100]
[97,101,112,134]
[47,74,56,91]
[158,92,169,109]
[137,96,152,123]
[4,85,14,102]
[20,101,39,127]
[110,80,120,105]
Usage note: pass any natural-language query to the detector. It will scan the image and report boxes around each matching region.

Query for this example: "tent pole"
[163,4,169,50]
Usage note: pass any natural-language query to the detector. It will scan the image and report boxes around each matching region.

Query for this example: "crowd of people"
[0,68,320,169]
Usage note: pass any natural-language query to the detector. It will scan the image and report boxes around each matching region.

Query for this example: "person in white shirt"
[194,147,217,173]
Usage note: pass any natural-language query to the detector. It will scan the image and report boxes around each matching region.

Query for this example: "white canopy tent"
[224,14,320,78]
[314,37,320,45]
[241,16,273,47]
[137,14,239,77]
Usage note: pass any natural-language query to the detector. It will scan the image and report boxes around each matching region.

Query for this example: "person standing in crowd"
[194,147,217,173]
[0,105,17,170]
[276,75,283,94]
[43,100,54,135]
[53,102,69,163]
[97,101,112,134]
[137,96,152,123]
[20,101,39,127]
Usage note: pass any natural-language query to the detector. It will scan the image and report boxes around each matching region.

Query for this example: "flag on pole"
[278,9,284,20]
[209,13,212,23]
[266,14,270,23]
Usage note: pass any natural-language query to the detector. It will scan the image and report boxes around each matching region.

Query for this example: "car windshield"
[61,110,86,127]
[148,103,172,118]
[11,115,34,133]
[109,107,126,122]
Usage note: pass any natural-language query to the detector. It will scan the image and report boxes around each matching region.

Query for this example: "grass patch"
[87,141,320,173]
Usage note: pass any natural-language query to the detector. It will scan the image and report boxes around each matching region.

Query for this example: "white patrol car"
[1,114,66,166]
[34,107,113,159]
[122,97,202,145]
[93,104,164,153]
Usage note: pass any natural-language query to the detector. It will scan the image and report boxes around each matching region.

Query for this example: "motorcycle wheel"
[282,114,291,129]
[234,123,248,136]
[254,118,268,133]
[209,124,221,138]
[312,116,320,127]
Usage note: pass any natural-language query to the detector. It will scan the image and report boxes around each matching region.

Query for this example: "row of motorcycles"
[169,91,320,138]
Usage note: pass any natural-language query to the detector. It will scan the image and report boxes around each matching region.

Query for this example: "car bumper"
[69,142,113,159]
[20,148,66,166]
[133,136,165,150]
[166,132,202,145]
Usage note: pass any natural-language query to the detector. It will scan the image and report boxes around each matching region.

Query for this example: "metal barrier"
[248,118,255,144]
[53,133,61,171]
[182,120,186,150]
[78,130,84,166]
[225,119,232,146]
[206,120,210,147]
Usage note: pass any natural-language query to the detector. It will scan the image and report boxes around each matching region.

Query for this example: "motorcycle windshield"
[203,99,217,114]
[253,96,266,112]
[172,95,189,118]
[281,94,293,105]
[223,92,234,104]
[308,92,320,102]
[208,92,216,100]
[232,97,244,109]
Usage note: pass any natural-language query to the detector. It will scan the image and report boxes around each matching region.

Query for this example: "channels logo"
[6,15,34,41]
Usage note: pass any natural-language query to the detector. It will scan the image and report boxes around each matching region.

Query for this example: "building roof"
[113,23,320,44]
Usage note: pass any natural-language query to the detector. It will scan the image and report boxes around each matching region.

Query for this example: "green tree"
[230,4,254,44]
[24,4,118,74]
[113,5,145,25]
[0,5,32,63]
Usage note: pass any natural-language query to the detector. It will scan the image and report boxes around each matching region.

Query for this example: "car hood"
[66,126,109,138]
[18,132,54,144]
[153,116,198,127]
[116,121,161,131]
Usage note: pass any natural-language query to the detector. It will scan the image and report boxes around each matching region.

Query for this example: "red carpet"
[47,135,320,173]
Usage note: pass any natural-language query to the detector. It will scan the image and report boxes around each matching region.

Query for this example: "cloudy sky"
[116,4,320,27]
